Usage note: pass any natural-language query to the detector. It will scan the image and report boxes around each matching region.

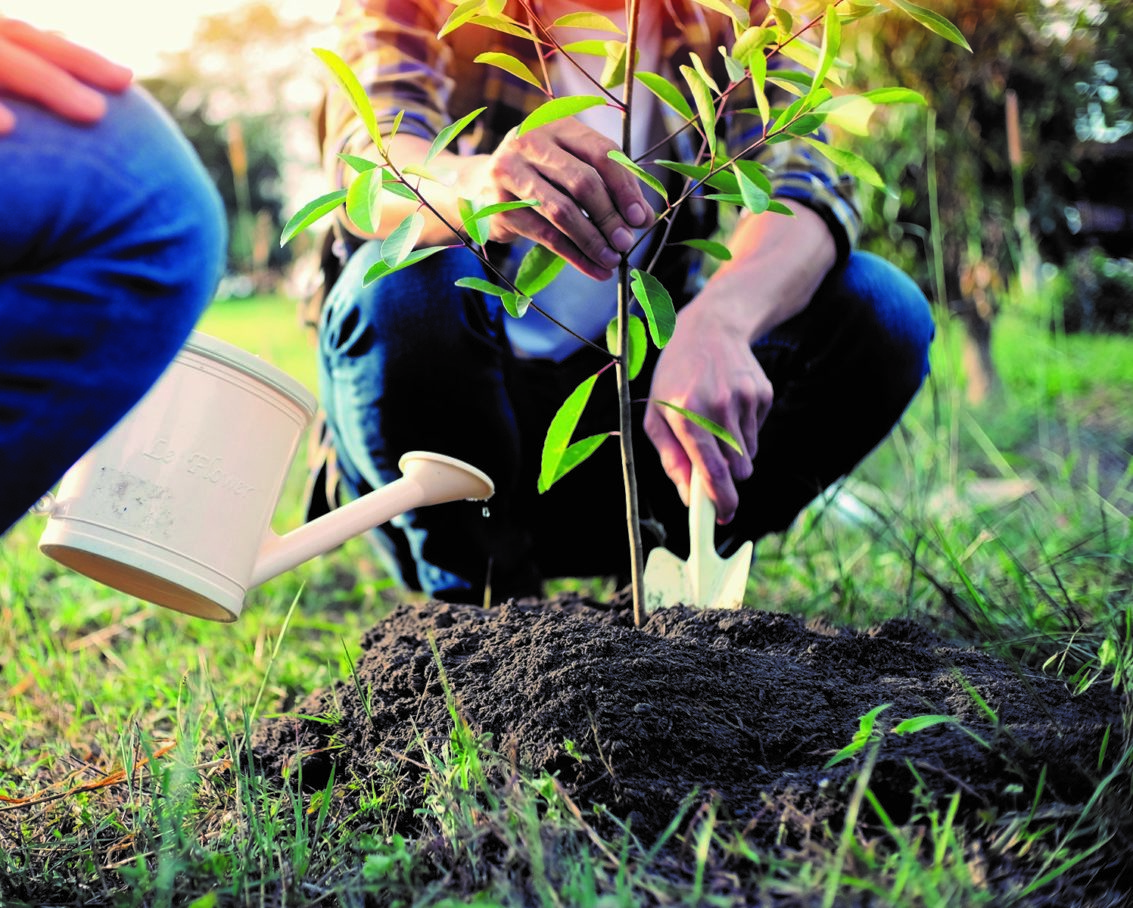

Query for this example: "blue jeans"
[318,244,934,601]
[0,88,226,535]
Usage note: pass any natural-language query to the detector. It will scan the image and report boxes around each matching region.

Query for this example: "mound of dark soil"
[252,591,1122,844]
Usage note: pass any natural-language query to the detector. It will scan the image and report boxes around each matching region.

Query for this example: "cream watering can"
[35,332,494,622]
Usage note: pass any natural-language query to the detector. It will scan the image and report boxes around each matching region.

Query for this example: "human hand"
[643,308,773,523]
[469,117,652,280]
[0,19,132,135]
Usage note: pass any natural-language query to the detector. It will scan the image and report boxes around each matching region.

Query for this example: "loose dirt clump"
[253,591,1122,849]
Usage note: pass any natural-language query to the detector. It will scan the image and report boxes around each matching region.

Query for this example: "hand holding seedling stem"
[340,119,652,283]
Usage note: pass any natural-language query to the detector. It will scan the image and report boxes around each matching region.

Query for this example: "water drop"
[481,506,491,519]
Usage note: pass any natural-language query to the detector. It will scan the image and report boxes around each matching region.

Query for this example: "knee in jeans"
[838,252,934,386]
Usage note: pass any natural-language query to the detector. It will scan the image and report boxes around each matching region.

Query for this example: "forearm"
[676,201,837,343]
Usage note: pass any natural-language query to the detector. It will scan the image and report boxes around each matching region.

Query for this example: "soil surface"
[252,590,1127,898]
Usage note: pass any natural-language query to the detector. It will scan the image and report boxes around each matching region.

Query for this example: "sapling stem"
[620,0,647,628]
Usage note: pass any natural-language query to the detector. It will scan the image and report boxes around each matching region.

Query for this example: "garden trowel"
[644,466,753,611]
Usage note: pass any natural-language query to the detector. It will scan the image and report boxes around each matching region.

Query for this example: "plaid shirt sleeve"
[325,0,453,176]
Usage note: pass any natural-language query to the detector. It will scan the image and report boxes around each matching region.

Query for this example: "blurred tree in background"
[141,3,328,294]
[849,0,1132,399]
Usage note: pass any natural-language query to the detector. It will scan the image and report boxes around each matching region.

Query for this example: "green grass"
[0,292,1130,906]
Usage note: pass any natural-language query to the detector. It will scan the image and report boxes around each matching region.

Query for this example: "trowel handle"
[687,465,717,566]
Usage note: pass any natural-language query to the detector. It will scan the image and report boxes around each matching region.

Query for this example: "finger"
[498,129,629,270]
[0,39,108,123]
[667,413,739,523]
[530,178,623,272]
[560,130,652,228]
[495,154,621,277]
[542,143,638,254]
[501,202,616,282]
[721,412,754,481]
[0,101,14,135]
[2,20,132,91]
[644,403,692,506]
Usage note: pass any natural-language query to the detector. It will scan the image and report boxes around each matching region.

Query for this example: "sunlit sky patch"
[3,0,338,76]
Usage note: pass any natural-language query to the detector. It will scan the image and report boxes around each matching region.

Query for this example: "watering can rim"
[182,330,317,420]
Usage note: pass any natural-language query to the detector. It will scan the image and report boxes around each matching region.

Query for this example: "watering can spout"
[249,451,494,588]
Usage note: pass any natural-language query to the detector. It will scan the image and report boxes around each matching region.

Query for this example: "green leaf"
[704,191,745,205]
[680,64,717,158]
[518,96,606,136]
[766,68,814,98]
[734,159,772,193]
[538,434,609,493]
[814,95,877,136]
[861,86,926,106]
[540,374,599,492]
[401,162,442,182]
[771,91,825,135]
[801,135,887,190]
[389,108,405,140]
[732,26,773,66]
[679,238,732,261]
[629,269,675,348]
[280,189,346,245]
[515,245,566,296]
[552,11,623,32]
[824,703,891,767]
[606,314,647,380]
[769,3,794,36]
[733,162,770,214]
[807,2,841,99]
[474,52,543,89]
[654,159,739,193]
[561,39,610,57]
[893,715,958,735]
[382,173,421,201]
[338,153,379,173]
[363,245,447,285]
[467,199,539,220]
[458,198,487,245]
[345,168,382,234]
[884,0,972,51]
[607,150,667,201]
[720,45,746,85]
[786,113,829,138]
[856,703,892,739]
[459,198,540,244]
[426,107,485,163]
[313,48,382,150]
[438,0,483,38]
[501,292,533,318]
[599,41,628,89]
[778,39,843,87]
[689,0,749,26]
[653,401,743,454]
[455,276,511,298]
[687,52,720,95]
[382,212,425,268]
[749,51,770,128]
[466,14,535,41]
[635,71,693,121]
